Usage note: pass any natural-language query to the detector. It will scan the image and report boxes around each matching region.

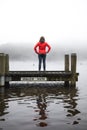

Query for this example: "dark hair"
[39,36,45,43]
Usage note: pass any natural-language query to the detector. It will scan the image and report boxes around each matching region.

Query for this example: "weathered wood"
[5,71,79,82]
[0,53,5,75]
[5,54,9,74]
[0,53,79,87]
[0,53,5,86]
[71,53,77,87]
[64,54,69,86]
[5,54,9,86]
[65,54,69,71]
[71,53,77,73]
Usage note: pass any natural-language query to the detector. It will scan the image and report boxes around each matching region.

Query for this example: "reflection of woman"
[37,95,47,120]
[34,36,51,71]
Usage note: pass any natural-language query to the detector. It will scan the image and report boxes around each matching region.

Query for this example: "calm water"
[0,61,87,130]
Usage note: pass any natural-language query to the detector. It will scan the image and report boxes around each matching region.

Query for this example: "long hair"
[39,36,45,43]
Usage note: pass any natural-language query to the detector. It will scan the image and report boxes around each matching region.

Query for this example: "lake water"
[0,60,87,130]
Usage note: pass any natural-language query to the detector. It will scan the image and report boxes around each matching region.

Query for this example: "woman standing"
[34,36,51,71]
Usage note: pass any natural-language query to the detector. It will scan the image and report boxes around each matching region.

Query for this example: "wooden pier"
[0,53,79,87]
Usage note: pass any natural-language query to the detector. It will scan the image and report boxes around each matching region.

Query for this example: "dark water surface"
[0,61,87,130]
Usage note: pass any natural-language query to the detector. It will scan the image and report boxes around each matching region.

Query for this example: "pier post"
[64,54,69,86]
[5,54,9,86]
[0,53,5,86]
[5,54,9,74]
[71,53,77,87]
[65,54,69,71]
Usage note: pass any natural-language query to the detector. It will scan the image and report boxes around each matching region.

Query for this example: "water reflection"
[37,94,47,119]
[35,94,48,127]
[0,87,9,121]
[61,87,80,115]
[0,83,81,128]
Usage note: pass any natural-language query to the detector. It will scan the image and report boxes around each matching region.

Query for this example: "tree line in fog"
[0,43,86,61]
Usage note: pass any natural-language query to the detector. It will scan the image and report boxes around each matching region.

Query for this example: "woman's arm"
[46,43,51,53]
[34,43,39,54]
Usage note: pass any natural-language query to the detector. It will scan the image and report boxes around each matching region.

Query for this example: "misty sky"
[0,0,87,61]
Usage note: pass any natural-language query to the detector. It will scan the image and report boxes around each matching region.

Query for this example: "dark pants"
[38,54,46,71]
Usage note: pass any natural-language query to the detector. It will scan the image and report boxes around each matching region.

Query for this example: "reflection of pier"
[0,53,79,87]
[0,85,80,125]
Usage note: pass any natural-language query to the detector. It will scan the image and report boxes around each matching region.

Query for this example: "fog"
[0,0,87,62]
[0,43,87,62]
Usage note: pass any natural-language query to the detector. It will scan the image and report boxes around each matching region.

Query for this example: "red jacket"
[34,42,51,54]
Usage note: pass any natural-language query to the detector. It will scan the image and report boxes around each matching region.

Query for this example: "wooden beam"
[71,53,77,87]
[64,54,69,86]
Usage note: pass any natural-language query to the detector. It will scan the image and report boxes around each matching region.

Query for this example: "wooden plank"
[7,71,72,77]
[5,71,79,82]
